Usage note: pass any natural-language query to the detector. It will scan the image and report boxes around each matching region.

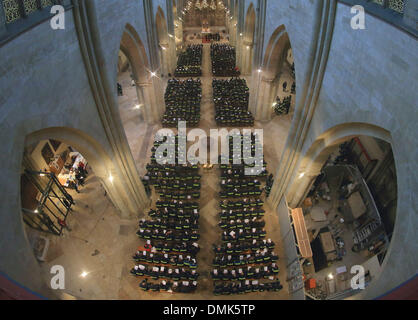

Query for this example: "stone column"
[159,43,170,76]
[241,40,254,75]
[143,0,161,72]
[403,0,417,30]
[72,0,151,218]
[229,19,237,45]
[143,0,164,121]
[166,0,177,74]
[250,71,276,121]
[228,0,236,45]
[174,5,183,53]
[253,75,276,121]
[136,81,159,123]
[235,1,245,71]
[268,0,337,209]
[0,1,7,39]
[248,0,266,114]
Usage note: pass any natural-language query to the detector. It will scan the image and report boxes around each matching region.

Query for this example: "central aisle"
[119,42,291,300]
[194,43,224,298]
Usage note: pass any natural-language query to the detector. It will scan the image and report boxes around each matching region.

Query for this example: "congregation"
[174,44,203,77]
[132,134,202,293]
[213,78,254,127]
[212,133,283,295]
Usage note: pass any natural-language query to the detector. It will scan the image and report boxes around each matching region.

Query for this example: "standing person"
[78,161,87,177]
[75,170,85,186]
[282,81,287,92]
[117,83,123,96]
[58,219,72,232]
[70,179,80,193]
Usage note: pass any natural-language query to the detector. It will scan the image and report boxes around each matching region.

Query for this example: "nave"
[126,40,291,299]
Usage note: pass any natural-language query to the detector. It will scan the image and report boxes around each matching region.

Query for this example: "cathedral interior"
[0,0,417,300]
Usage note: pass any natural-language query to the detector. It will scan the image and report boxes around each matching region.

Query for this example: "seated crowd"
[131,134,201,293]
[203,33,221,42]
[174,44,203,77]
[211,43,240,77]
[162,78,202,127]
[211,133,283,295]
[265,174,274,198]
[274,95,292,116]
[213,78,254,127]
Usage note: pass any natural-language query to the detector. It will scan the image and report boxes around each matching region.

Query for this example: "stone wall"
[297,2,418,299]
[262,0,417,298]
[0,0,171,297]
[0,9,107,297]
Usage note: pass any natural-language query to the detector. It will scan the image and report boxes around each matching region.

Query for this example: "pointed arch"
[156,6,169,46]
[120,23,151,84]
[24,126,138,218]
[244,3,256,44]
[242,3,256,74]
[284,122,399,299]
[285,122,394,211]
[263,25,291,80]
[172,0,177,18]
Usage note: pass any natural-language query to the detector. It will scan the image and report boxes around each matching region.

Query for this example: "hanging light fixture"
[210,0,217,11]
[195,0,202,10]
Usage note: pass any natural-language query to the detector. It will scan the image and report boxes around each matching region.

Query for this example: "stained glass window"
[2,0,55,24]
[23,0,39,15]
[371,0,385,5]
[41,0,53,8]
[2,0,22,24]
[388,0,404,13]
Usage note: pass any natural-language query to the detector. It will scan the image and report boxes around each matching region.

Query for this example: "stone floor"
[30,41,294,300]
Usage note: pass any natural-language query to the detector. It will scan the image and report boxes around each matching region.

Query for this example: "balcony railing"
[2,0,63,24]
[338,0,417,37]
[370,0,405,14]
[0,0,72,46]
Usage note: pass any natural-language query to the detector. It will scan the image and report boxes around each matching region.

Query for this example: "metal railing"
[0,0,72,46]
[2,0,61,24]
[370,0,405,14]
[338,0,417,37]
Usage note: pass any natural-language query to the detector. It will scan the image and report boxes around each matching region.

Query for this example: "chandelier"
[195,0,201,10]
[194,0,218,11]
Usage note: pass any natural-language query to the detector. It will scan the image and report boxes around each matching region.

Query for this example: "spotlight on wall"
[109,174,114,183]
[80,271,89,278]
[299,172,305,179]
[240,33,243,36]
[150,71,156,78]
[257,69,262,73]
[134,104,142,110]
[161,46,167,51]
[34,209,39,213]
[168,34,174,38]
[327,273,334,280]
